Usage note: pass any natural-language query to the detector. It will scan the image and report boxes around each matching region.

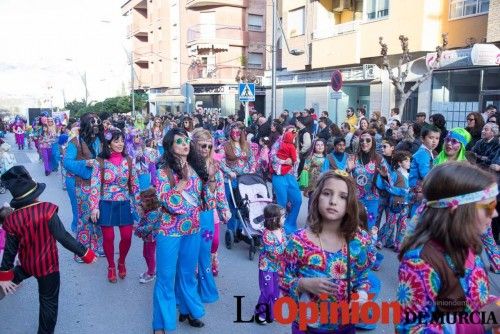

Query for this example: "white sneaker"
[139,272,156,284]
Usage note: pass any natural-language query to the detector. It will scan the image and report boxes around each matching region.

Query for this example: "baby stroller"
[225,174,272,260]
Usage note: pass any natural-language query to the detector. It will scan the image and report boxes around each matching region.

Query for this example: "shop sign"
[470,44,500,66]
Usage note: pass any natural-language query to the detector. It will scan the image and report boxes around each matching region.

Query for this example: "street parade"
[0,0,500,333]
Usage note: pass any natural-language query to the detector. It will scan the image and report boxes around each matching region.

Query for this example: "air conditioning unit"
[333,0,352,12]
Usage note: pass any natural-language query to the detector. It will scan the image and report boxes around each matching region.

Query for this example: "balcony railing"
[186,0,248,9]
[312,20,361,40]
[187,64,262,83]
[187,24,246,45]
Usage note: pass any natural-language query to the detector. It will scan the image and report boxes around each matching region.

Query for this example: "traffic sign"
[239,83,255,102]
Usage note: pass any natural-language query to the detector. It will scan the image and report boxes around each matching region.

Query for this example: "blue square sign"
[238,83,255,102]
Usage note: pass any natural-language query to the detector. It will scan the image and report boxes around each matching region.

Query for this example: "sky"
[0,0,130,109]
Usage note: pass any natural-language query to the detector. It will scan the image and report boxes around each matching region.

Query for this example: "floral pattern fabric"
[156,166,203,237]
[397,246,493,333]
[282,228,375,331]
[219,144,256,177]
[258,228,287,273]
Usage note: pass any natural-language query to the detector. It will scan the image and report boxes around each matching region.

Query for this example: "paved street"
[0,133,498,334]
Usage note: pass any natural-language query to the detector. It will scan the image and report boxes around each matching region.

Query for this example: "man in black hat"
[0,166,96,334]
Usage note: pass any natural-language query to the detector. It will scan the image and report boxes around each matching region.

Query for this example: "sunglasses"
[476,200,497,217]
[91,118,102,125]
[200,144,213,150]
[175,137,191,145]
[467,118,475,121]
[360,138,372,143]
[445,137,460,146]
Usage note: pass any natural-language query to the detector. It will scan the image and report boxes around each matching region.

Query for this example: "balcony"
[313,20,361,40]
[187,24,248,51]
[131,21,148,37]
[186,0,248,9]
[133,44,151,64]
[187,64,258,85]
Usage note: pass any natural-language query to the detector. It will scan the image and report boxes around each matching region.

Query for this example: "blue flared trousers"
[65,176,78,233]
[198,210,219,303]
[153,232,204,331]
[272,174,302,235]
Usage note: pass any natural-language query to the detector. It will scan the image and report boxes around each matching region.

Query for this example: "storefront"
[265,65,377,124]
[193,84,266,117]
[428,44,500,128]
[149,88,186,116]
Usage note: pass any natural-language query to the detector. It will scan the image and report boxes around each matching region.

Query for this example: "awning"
[195,43,229,51]
[150,95,186,103]
[426,44,500,70]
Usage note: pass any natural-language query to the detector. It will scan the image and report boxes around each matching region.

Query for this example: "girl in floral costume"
[350,130,388,229]
[192,128,230,299]
[397,162,500,333]
[153,128,209,332]
[90,129,140,283]
[254,203,286,323]
[282,170,376,333]
[301,139,327,201]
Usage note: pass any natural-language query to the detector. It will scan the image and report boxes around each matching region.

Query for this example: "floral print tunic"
[89,158,141,215]
[220,144,256,177]
[259,228,287,273]
[397,246,494,333]
[282,228,376,331]
[205,168,230,223]
[351,157,387,201]
[302,154,325,194]
[156,166,203,237]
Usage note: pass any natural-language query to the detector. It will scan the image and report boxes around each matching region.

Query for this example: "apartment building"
[266,0,499,127]
[121,0,267,116]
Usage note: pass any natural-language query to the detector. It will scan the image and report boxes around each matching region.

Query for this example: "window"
[247,52,263,69]
[248,14,263,31]
[449,0,489,19]
[366,0,389,20]
[288,7,305,37]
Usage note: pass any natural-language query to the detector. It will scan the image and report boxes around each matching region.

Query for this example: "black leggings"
[13,269,60,334]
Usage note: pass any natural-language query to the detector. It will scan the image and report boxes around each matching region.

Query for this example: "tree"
[379,33,448,118]
[65,100,87,117]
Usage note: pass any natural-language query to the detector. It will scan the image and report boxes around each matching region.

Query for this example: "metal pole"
[130,52,135,117]
[245,101,249,127]
[82,72,88,107]
[271,0,277,119]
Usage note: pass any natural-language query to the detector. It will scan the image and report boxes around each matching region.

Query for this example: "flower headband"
[333,169,350,178]
[424,183,498,210]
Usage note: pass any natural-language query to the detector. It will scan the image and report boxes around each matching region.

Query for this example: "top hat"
[1,166,46,209]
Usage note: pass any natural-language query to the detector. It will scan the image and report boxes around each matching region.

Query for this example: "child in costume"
[397,162,500,333]
[0,166,96,333]
[0,143,16,175]
[134,187,161,284]
[254,203,286,324]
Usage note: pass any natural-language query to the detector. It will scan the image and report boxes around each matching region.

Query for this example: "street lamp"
[271,0,304,119]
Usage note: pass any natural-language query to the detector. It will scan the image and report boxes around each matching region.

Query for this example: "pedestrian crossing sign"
[238,83,255,102]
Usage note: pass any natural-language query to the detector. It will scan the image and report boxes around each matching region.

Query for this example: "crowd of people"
[0,103,498,334]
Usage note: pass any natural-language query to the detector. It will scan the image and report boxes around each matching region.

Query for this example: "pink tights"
[211,222,219,254]
[101,225,133,268]
[143,241,156,275]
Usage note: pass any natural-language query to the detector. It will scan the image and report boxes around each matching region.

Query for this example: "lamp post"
[271,0,304,119]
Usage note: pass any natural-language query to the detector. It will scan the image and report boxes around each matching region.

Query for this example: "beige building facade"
[266,0,499,126]
[121,0,267,116]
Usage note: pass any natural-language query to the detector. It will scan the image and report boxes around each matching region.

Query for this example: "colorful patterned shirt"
[259,228,287,273]
[156,166,203,237]
[205,168,230,223]
[89,158,141,218]
[220,144,256,178]
[351,157,387,201]
[282,228,375,331]
[397,245,493,333]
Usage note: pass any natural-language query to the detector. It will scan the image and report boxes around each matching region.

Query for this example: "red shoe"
[118,263,126,279]
[211,253,219,277]
[108,267,117,283]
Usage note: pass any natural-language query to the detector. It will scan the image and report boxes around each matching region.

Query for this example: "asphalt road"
[0,133,498,334]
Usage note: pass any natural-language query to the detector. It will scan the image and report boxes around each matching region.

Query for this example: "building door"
[479,90,500,113]
[401,83,418,122]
